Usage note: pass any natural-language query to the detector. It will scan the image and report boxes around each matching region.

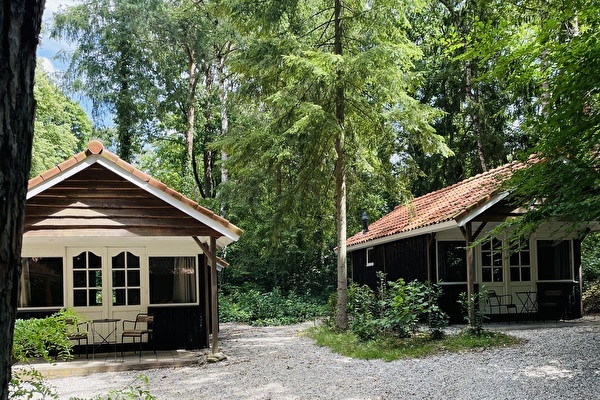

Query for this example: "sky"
[37,0,77,74]
[37,0,113,125]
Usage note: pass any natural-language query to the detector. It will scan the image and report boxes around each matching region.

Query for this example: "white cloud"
[39,57,57,74]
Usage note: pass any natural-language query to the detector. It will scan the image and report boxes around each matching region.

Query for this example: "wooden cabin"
[347,161,597,323]
[18,140,241,350]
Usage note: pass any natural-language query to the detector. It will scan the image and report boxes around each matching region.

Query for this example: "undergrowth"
[306,325,521,361]
[219,287,326,326]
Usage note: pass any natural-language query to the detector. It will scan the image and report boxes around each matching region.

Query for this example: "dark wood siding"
[24,164,220,237]
[351,235,429,289]
[148,305,206,349]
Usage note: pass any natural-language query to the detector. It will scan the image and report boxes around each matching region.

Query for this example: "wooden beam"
[209,236,218,354]
[193,236,210,254]
[472,222,488,241]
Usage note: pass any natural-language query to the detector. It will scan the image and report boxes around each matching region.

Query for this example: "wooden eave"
[24,164,221,238]
[24,141,242,244]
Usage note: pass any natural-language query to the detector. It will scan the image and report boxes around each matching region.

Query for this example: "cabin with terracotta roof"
[347,160,595,323]
[18,141,241,351]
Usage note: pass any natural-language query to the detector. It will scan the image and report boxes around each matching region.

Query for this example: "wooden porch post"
[464,222,476,325]
[209,236,218,354]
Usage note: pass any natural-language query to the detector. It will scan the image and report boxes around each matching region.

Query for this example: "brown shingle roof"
[346,160,529,248]
[28,140,243,238]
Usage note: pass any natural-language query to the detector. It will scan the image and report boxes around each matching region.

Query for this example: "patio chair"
[65,318,88,359]
[121,313,155,358]
[486,290,517,323]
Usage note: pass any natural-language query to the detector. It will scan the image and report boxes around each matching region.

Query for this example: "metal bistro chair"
[65,318,88,359]
[121,313,155,358]
[486,290,518,323]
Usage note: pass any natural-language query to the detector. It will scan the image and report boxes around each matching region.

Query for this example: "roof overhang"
[27,153,240,248]
[346,220,456,252]
[456,191,511,227]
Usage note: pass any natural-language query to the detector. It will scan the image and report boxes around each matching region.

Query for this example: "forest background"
[33,0,600,322]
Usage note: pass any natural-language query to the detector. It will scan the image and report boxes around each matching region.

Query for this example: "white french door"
[66,247,147,321]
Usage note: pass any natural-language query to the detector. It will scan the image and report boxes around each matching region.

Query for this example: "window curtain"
[172,257,196,303]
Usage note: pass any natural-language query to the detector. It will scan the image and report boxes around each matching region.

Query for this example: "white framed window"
[19,257,64,308]
[366,247,374,267]
[509,240,531,282]
[481,238,503,282]
[149,256,197,304]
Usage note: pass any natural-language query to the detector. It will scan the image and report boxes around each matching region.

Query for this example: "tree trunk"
[333,0,348,330]
[203,65,214,198]
[0,1,45,398]
[217,45,230,217]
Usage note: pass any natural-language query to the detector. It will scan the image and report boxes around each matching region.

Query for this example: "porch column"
[464,222,476,324]
[209,236,218,354]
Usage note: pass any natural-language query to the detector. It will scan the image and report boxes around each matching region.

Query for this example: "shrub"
[458,289,489,335]
[583,280,600,315]
[219,288,326,326]
[346,273,448,341]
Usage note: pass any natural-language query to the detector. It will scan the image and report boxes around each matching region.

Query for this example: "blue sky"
[38,0,77,74]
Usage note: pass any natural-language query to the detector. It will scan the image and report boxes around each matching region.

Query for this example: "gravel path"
[47,318,600,399]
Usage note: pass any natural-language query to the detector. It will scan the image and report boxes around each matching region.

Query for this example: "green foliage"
[10,367,58,400]
[32,66,92,177]
[306,324,519,361]
[582,233,600,287]
[582,281,600,315]
[458,290,489,335]
[219,287,326,326]
[346,273,448,342]
[12,309,83,363]
[70,375,155,400]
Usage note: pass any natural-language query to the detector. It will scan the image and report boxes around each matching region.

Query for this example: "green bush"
[219,288,327,326]
[12,308,84,363]
[583,280,600,314]
[458,289,489,335]
[346,273,448,342]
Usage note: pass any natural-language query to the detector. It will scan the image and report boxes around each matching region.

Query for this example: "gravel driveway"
[47,318,600,399]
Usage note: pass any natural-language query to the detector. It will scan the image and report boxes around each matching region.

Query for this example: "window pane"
[74,290,87,307]
[437,242,466,282]
[112,252,126,269]
[19,257,64,308]
[493,268,503,282]
[127,252,140,268]
[482,252,491,266]
[493,252,503,267]
[509,252,519,266]
[113,270,125,287]
[74,271,87,288]
[127,270,140,286]
[482,268,492,282]
[89,271,102,288]
[510,267,520,281]
[73,252,86,269]
[522,267,531,281]
[537,240,571,280]
[88,252,101,269]
[113,289,126,306]
[128,289,141,305]
[521,251,530,266]
[149,256,197,303]
[90,289,102,306]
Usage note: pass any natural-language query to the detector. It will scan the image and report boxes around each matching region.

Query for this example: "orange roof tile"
[28,140,243,238]
[346,160,530,248]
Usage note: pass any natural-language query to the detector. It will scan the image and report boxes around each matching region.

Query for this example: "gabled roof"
[347,160,530,249]
[26,140,242,247]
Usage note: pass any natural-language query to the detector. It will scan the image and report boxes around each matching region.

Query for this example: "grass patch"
[304,325,522,361]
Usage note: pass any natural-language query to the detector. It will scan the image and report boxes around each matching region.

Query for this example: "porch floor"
[15,348,209,379]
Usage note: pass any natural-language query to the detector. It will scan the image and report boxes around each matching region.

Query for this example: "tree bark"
[333,0,348,330]
[0,1,45,398]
